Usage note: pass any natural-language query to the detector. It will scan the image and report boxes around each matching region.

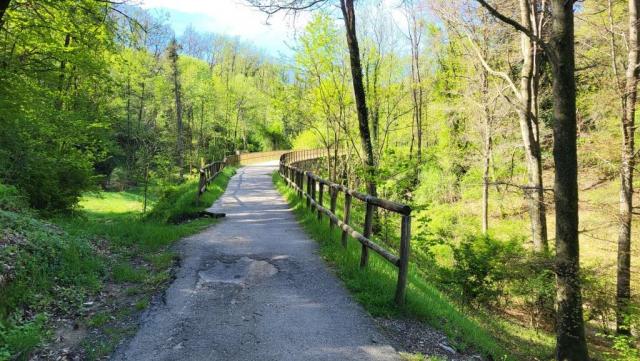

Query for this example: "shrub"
[0,125,93,212]
[0,315,46,361]
[510,253,556,329]
[442,234,522,307]
[0,184,28,212]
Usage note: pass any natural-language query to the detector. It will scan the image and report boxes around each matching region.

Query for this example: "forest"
[0,0,639,360]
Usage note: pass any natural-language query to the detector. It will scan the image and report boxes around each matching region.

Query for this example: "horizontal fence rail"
[236,150,289,165]
[279,149,412,305]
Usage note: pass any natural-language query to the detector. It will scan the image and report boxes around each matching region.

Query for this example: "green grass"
[147,167,235,223]
[0,168,236,360]
[273,172,518,360]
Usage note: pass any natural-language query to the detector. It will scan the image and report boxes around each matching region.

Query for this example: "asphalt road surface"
[112,161,400,361]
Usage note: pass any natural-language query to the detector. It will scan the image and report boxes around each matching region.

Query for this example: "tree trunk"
[340,0,376,196]
[481,72,491,234]
[169,40,184,180]
[0,0,10,28]
[56,33,71,111]
[616,0,639,336]
[549,1,589,359]
[138,81,145,131]
[143,163,149,214]
[520,0,548,252]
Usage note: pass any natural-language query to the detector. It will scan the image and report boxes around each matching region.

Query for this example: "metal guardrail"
[279,149,412,305]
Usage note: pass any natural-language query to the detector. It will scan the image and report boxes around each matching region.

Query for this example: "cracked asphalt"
[111,162,400,361]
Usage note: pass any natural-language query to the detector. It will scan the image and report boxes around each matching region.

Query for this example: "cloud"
[138,0,309,54]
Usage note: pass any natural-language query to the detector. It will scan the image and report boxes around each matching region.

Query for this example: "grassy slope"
[272,172,551,360]
[0,167,235,360]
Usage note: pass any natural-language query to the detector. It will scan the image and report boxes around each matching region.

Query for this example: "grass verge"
[272,171,511,360]
[0,167,235,360]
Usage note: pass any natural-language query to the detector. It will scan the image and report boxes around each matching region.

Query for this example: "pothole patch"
[197,257,277,288]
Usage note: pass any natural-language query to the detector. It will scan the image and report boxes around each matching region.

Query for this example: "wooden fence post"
[342,192,352,248]
[310,177,316,206]
[361,200,374,268]
[317,182,324,220]
[306,173,311,207]
[329,186,337,229]
[395,214,411,305]
[196,169,205,204]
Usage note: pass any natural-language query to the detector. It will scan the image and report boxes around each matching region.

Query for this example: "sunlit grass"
[78,191,149,215]
[0,168,237,359]
[273,172,524,360]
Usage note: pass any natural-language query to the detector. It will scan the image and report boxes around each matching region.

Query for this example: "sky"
[138,0,314,56]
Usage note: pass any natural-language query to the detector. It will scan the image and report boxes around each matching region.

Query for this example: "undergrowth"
[272,172,513,360]
[0,168,235,360]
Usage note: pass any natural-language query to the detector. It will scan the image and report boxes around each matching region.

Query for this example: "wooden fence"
[196,160,228,203]
[197,150,289,202]
[279,149,412,305]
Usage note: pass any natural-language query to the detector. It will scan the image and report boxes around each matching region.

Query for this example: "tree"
[474,0,589,359]
[249,0,377,196]
[403,0,427,164]
[167,38,185,180]
[614,0,639,335]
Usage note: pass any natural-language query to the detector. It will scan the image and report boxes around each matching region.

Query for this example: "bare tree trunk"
[616,0,639,336]
[405,4,423,164]
[138,81,145,131]
[520,0,548,252]
[474,0,588,357]
[481,73,492,234]
[143,163,149,214]
[169,39,184,180]
[56,33,71,111]
[340,0,376,196]
[549,1,589,359]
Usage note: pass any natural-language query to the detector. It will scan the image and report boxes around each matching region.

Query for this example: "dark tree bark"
[340,0,376,196]
[475,0,589,359]
[548,1,589,359]
[616,0,639,336]
[0,0,10,28]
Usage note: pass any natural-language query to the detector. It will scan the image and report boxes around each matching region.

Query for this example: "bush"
[582,265,617,331]
[0,126,93,212]
[442,234,522,307]
[510,253,556,329]
[0,315,46,360]
[0,184,28,212]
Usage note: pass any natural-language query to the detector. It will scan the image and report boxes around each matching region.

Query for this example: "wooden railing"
[196,159,229,203]
[236,150,289,165]
[197,150,289,202]
[279,150,412,305]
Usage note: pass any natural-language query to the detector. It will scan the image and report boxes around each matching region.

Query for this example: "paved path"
[112,162,400,361]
